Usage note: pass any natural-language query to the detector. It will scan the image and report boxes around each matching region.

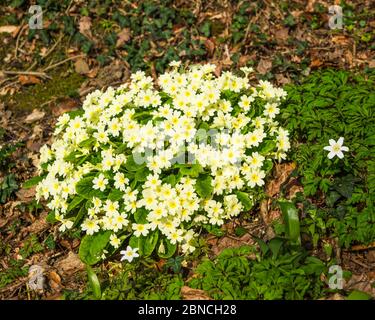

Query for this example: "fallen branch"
[43,54,85,72]
[1,70,50,79]
[348,242,375,251]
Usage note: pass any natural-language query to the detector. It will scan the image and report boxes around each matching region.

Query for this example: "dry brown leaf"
[306,0,317,12]
[256,58,272,75]
[87,67,99,78]
[266,162,296,197]
[25,109,45,123]
[49,271,61,283]
[79,16,93,39]
[208,233,255,256]
[260,199,281,233]
[52,98,80,117]
[310,58,323,68]
[116,28,131,48]
[0,25,19,35]
[322,293,346,300]
[48,271,61,291]
[25,212,49,234]
[345,274,375,298]
[287,184,304,199]
[181,286,212,300]
[275,74,290,85]
[16,186,36,202]
[274,28,289,42]
[74,58,90,75]
[54,252,85,276]
[204,38,215,56]
[332,35,350,45]
[238,55,252,67]
[18,75,41,85]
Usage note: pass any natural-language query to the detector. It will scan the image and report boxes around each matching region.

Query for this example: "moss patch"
[2,71,84,114]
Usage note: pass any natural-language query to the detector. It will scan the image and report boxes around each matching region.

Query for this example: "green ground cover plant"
[280,69,375,248]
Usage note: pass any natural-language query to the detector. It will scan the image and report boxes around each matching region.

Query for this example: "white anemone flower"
[323,137,349,159]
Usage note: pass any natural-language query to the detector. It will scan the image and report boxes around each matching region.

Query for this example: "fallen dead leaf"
[0,25,19,35]
[16,186,36,202]
[238,55,252,67]
[345,274,375,298]
[332,35,351,45]
[25,212,49,234]
[274,27,289,43]
[181,286,212,300]
[25,109,45,123]
[208,233,255,256]
[275,73,290,85]
[54,252,85,276]
[310,58,323,68]
[52,98,80,117]
[18,75,41,85]
[204,38,215,56]
[74,58,90,75]
[256,58,272,75]
[306,0,317,12]
[287,184,304,199]
[322,293,346,300]
[260,199,280,236]
[116,28,131,48]
[48,271,62,291]
[79,16,93,40]
[266,162,296,197]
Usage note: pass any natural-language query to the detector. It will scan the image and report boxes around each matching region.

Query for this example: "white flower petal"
[341,146,349,152]
[337,151,344,159]
[329,139,336,146]
[337,137,344,146]
[328,152,335,159]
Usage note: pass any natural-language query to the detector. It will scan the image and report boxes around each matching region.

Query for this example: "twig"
[1,70,49,78]
[0,75,17,87]
[43,54,85,72]
[352,258,370,269]
[348,241,375,251]
[27,61,38,72]
[14,22,26,58]
[65,0,74,14]
[43,33,64,60]
[0,277,28,293]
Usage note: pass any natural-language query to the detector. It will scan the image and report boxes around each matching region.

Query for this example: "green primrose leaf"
[195,174,213,198]
[79,231,111,265]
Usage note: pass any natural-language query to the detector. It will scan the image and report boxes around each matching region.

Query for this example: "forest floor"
[0,0,374,300]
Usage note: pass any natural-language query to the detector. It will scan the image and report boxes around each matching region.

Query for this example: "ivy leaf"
[195,174,213,198]
[79,231,111,265]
